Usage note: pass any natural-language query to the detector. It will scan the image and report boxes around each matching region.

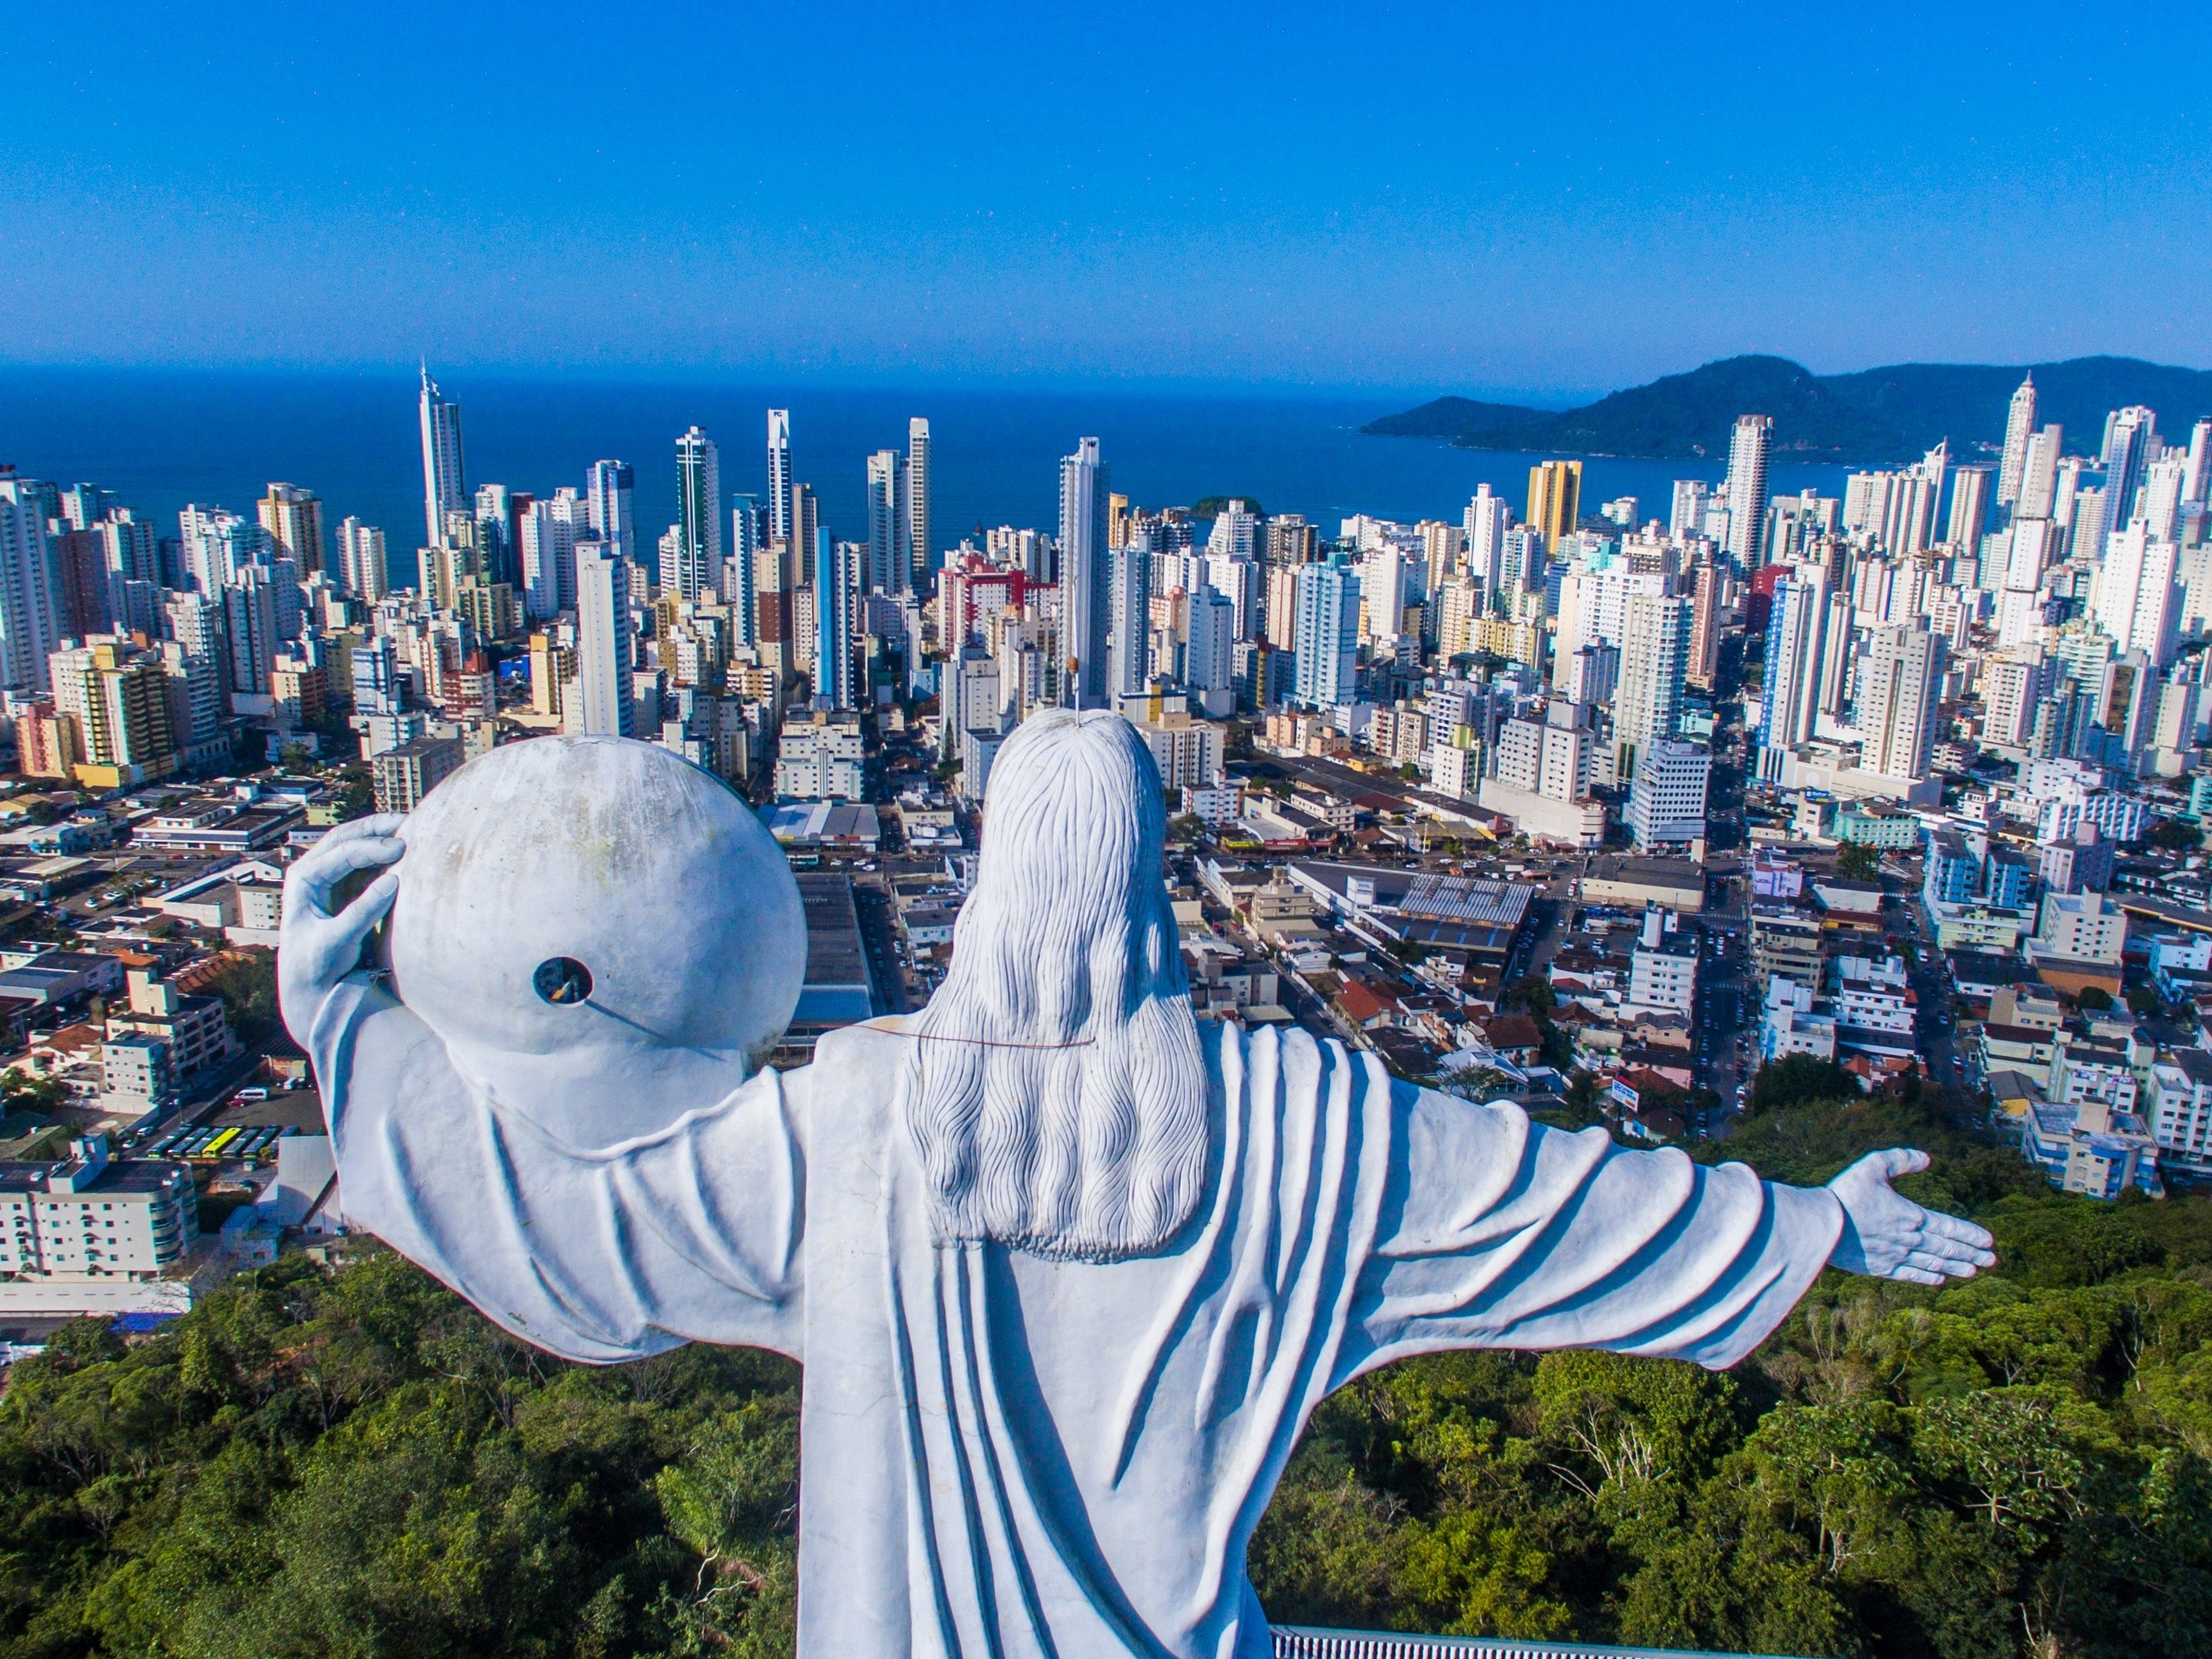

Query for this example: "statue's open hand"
[1826,1149,1996,1285]
[280,813,407,1041]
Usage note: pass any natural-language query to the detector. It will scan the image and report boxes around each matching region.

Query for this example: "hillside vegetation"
[1364,354,2212,464]
[2,1075,2210,1657]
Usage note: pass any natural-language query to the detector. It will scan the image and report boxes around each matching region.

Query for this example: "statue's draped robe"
[315,981,1844,1659]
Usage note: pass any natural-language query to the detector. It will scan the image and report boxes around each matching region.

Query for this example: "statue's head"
[906,709,1208,1261]
[387,736,805,1144]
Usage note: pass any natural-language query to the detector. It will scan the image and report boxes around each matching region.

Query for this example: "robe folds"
[314,978,1842,1659]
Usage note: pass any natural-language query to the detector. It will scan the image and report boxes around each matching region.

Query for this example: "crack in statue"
[280,713,1993,1659]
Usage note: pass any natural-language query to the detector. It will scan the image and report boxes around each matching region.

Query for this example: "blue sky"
[2,2,2205,398]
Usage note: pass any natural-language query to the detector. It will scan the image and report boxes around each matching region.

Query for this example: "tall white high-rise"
[1059,437,1110,706]
[588,461,635,564]
[1108,546,1151,699]
[1997,374,2038,507]
[418,366,465,551]
[766,411,793,545]
[0,478,62,695]
[2093,520,2181,668]
[2104,406,2158,527]
[1613,593,1689,779]
[571,542,634,737]
[337,518,390,602]
[1946,465,1992,548]
[2143,457,2188,542]
[865,451,911,597]
[815,535,860,711]
[1292,561,1359,709]
[1185,588,1236,702]
[2018,424,2064,519]
[2184,418,2212,508]
[518,503,564,622]
[907,418,932,594]
[1463,484,1509,593]
[1758,568,1830,779]
[1855,623,1945,780]
[1669,479,1711,541]
[671,427,722,605]
[1722,414,1772,568]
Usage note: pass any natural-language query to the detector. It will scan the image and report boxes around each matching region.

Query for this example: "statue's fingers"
[1912,1231,1996,1269]
[1886,1262,1946,1286]
[1866,1148,1931,1181]
[320,813,406,846]
[1903,1246,1982,1279]
[1919,1211,1995,1251]
[290,834,405,914]
[327,869,401,956]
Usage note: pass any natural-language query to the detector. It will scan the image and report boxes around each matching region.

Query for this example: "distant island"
[1362,353,2212,464]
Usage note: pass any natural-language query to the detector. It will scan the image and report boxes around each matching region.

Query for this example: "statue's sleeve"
[1339,1082,1843,1377]
[313,974,806,1364]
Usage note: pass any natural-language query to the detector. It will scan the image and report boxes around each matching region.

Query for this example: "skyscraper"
[1723,414,1772,568]
[1758,568,1831,779]
[257,483,324,577]
[1687,561,1722,689]
[1292,561,1360,710]
[418,366,465,550]
[1946,465,1992,548]
[1463,484,1509,592]
[337,518,390,602]
[0,477,62,695]
[672,427,722,605]
[1060,437,1110,706]
[588,461,636,563]
[728,497,759,648]
[865,451,911,597]
[766,411,793,545]
[2018,425,2064,520]
[907,418,932,594]
[2181,418,2212,510]
[2104,406,2158,528]
[1997,374,2037,507]
[1108,545,1151,699]
[1613,593,1689,779]
[572,542,634,737]
[815,535,859,711]
[1525,460,1581,552]
[1855,624,1945,781]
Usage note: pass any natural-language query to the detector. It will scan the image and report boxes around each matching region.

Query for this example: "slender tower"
[1722,414,1771,569]
[1060,437,1109,707]
[418,365,465,551]
[672,427,722,605]
[1996,373,2036,508]
[767,411,793,545]
[907,417,933,594]
[587,460,635,564]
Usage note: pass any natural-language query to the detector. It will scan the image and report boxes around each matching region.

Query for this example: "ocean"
[0,368,1858,571]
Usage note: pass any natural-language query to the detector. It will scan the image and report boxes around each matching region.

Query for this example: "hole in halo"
[533,957,593,1006]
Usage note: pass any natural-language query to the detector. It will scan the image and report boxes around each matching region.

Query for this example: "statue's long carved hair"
[902,709,1208,1260]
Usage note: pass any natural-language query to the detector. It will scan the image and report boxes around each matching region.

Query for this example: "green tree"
[1835,841,1882,880]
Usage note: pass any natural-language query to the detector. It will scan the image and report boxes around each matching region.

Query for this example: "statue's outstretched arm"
[281,819,806,1364]
[1342,1084,1992,1378]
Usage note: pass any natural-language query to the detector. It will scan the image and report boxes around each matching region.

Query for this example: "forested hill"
[1364,354,2212,463]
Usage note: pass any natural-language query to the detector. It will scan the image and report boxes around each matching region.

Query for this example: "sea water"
[1,368,1856,585]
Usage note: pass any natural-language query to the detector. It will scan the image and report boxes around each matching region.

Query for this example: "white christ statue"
[280,717,1992,1659]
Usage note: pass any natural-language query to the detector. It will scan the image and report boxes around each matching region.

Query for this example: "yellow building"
[1527,459,1583,551]
[48,639,178,789]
